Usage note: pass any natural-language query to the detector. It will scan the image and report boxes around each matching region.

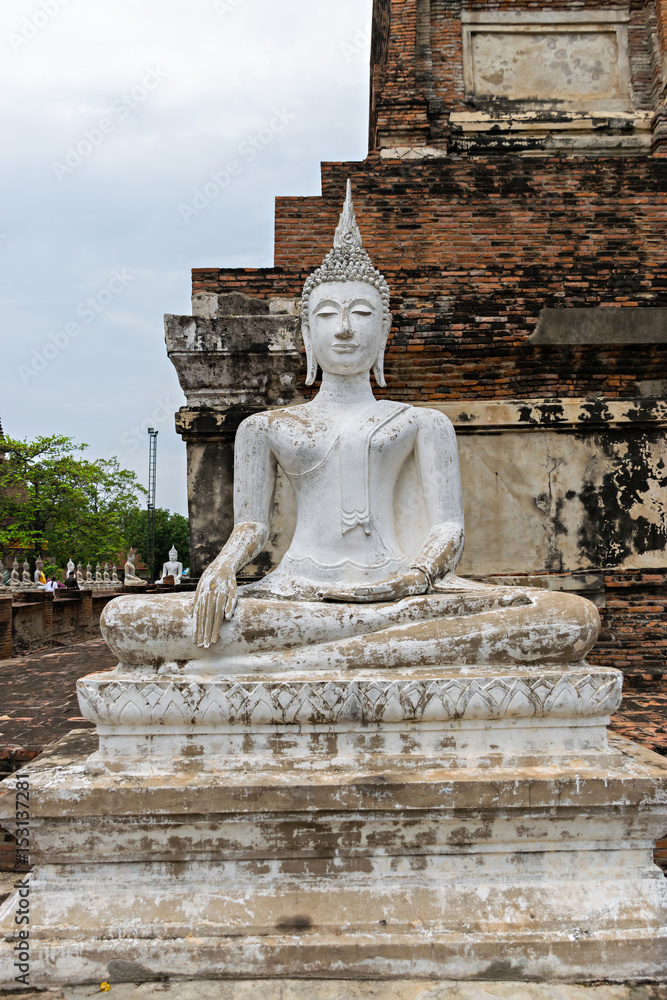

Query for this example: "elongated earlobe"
[373,356,386,389]
[302,323,318,386]
[373,316,391,388]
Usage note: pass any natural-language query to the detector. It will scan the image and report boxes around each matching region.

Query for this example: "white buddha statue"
[21,561,34,589]
[160,546,183,585]
[33,557,46,588]
[101,183,598,673]
[123,550,146,588]
[76,563,85,587]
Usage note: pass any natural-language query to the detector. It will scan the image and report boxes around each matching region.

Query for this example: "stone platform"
[0,702,666,984]
[1,660,666,986]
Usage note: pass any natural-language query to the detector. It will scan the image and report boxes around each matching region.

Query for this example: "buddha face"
[304,281,390,382]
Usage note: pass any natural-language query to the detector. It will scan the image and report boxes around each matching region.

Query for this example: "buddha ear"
[373,312,392,389]
[301,319,318,387]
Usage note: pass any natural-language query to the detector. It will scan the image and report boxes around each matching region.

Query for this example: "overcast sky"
[0,0,373,516]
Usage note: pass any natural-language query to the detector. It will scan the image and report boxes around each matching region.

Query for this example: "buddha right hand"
[193,562,238,648]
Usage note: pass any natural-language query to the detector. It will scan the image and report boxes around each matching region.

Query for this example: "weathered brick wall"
[195,157,667,402]
[589,571,667,678]
[372,0,429,148]
[369,0,392,148]
[368,0,665,149]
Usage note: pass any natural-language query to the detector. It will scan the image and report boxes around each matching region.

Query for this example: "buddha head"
[169,546,178,563]
[301,181,391,387]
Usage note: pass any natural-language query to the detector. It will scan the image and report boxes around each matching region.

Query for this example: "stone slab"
[461,10,631,112]
[5,730,667,823]
[530,309,667,346]
[164,313,302,409]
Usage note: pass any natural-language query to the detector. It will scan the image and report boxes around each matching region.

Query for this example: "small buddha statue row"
[1,549,186,592]
[1,558,123,592]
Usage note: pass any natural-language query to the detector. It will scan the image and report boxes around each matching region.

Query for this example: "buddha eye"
[316,308,338,318]
[351,307,373,317]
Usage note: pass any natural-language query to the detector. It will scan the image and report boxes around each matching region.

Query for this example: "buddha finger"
[322,590,355,603]
[194,596,206,644]
[224,592,237,621]
[200,593,213,645]
[205,594,218,645]
[356,584,393,599]
[211,598,225,645]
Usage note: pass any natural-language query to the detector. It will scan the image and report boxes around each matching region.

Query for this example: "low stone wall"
[1,587,196,659]
[10,593,53,655]
[0,597,12,660]
[5,591,123,657]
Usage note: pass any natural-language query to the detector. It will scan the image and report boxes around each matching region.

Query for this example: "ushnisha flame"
[301,180,391,327]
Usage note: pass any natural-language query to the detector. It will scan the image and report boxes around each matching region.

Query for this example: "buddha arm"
[410,408,465,584]
[194,413,276,646]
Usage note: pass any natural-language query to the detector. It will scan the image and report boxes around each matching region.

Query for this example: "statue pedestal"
[1,666,666,987]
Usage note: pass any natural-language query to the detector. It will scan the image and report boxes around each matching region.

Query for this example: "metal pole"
[147,428,158,583]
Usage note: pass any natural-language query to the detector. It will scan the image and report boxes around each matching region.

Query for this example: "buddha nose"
[337,312,353,339]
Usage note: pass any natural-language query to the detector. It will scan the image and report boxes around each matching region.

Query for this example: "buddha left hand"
[321,567,429,604]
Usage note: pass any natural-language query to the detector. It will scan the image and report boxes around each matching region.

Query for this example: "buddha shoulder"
[236,403,455,449]
[236,405,321,444]
[235,407,330,465]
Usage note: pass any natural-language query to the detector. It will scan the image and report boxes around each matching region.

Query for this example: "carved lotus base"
[0,729,666,986]
[76,664,624,770]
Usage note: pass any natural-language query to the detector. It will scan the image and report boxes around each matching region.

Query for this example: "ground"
[0,980,666,998]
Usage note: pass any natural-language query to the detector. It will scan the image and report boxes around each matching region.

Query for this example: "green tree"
[0,434,146,568]
[122,508,190,576]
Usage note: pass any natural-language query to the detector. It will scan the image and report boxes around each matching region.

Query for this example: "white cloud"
[0,0,373,516]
